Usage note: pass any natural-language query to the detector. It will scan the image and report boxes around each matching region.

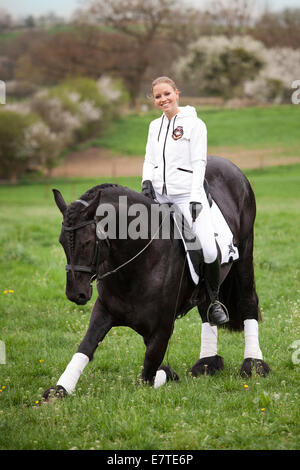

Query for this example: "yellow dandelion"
[3,290,8,294]
[39,359,44,363]
[244,384,249,389]
[35,400,39,405]
[0,390,2,393]
[1,386,5,390]
[261,408,265,412]
[8,290,14,294]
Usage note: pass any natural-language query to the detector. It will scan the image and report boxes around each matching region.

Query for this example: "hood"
[177,105,198,119]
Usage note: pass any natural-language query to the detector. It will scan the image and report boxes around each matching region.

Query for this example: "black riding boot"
[204,258,229,326]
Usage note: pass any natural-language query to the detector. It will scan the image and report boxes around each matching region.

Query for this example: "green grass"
[84,105,300,156]
[0,165,300,450]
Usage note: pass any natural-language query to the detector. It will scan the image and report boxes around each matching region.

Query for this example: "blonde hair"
[148,76,180,99]
[151,76,178,93]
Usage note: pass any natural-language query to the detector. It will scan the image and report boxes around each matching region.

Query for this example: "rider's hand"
[189,201,203,222]
[142,180,156,200]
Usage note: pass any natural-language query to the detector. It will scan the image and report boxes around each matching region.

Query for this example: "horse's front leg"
[43,298,112,399]
[141,329,179,388]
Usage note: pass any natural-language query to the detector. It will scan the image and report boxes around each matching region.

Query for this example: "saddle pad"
[210,200,239,266]
[171,200,239,285]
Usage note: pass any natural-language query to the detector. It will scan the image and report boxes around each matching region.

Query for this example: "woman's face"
[152,82,179,119]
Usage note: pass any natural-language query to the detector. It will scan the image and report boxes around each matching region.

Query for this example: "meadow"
[83,105,300,157]
[0,163,299,450]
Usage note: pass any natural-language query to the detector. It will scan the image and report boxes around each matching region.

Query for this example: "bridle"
[62,217,103,280]
[62,199,169,284]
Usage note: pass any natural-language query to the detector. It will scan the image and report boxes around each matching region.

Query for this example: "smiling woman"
[151,77,180,120]
[142,75,229,326]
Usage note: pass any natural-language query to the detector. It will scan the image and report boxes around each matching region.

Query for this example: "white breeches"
[155,192,218,263]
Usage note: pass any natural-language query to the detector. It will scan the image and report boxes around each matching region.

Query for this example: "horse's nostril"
[78,293,86,301]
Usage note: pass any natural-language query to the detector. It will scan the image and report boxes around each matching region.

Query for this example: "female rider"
[141,76,228,326]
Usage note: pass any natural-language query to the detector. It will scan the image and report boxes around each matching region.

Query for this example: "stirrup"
[207,300,229,325]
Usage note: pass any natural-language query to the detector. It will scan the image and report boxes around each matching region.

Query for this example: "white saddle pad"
[172,200,239,285]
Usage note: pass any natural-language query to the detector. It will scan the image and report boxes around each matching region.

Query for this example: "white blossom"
[78,100,102,122]
[244,47,300,103]
[97,75,121,101]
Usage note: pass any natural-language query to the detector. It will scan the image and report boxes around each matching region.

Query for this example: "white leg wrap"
[244,319,263,360]
[57,352,89,395]
[200,322,218,358]
[154,370,167,389]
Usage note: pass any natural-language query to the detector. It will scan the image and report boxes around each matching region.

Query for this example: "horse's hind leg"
[234,237,270,377]
[43,298,112,399]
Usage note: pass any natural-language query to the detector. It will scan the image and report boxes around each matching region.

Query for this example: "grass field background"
[81,105,300,158]
[0,162,299,450]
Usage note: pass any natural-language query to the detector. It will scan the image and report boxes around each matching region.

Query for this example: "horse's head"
[53,188,102,305]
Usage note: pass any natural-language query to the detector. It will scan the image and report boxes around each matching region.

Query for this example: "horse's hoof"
[154,365,179,389]
[43,385,67,401]
[240,358,270,377]
[190,355,224,377]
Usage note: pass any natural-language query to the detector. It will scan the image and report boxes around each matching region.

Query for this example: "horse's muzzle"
[66,284,93,305]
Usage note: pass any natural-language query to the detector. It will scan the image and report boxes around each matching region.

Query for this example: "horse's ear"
[84,190,101,219]
[52,189,67,216]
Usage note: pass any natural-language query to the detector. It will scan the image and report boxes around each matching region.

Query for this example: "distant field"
[0,164,299,450]
[85,105,300,157]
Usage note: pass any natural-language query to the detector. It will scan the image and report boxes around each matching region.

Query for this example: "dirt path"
[52,146,300,178]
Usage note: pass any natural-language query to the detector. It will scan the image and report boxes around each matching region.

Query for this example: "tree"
[174,35,265,99]
[85,0,181,104]
[252,8,300,49]
[0,111,35,183]
[204,0,256,37]
[0,9,12,33]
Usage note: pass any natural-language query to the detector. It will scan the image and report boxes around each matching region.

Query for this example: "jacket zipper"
[162,120,170,194]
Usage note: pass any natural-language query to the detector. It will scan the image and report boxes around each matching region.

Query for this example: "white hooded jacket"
[142,105,207,203]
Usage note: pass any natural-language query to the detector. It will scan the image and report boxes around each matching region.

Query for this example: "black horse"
[44,156,270,399]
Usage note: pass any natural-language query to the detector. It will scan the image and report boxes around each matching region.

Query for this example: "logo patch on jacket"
[172,126,183,140]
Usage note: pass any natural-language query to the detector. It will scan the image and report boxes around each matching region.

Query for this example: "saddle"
[158,178,239,285]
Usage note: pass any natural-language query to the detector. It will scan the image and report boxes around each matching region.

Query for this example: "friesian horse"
[43,156,270,399]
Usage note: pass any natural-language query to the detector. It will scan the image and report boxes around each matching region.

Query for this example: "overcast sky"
[0,0,299,20]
